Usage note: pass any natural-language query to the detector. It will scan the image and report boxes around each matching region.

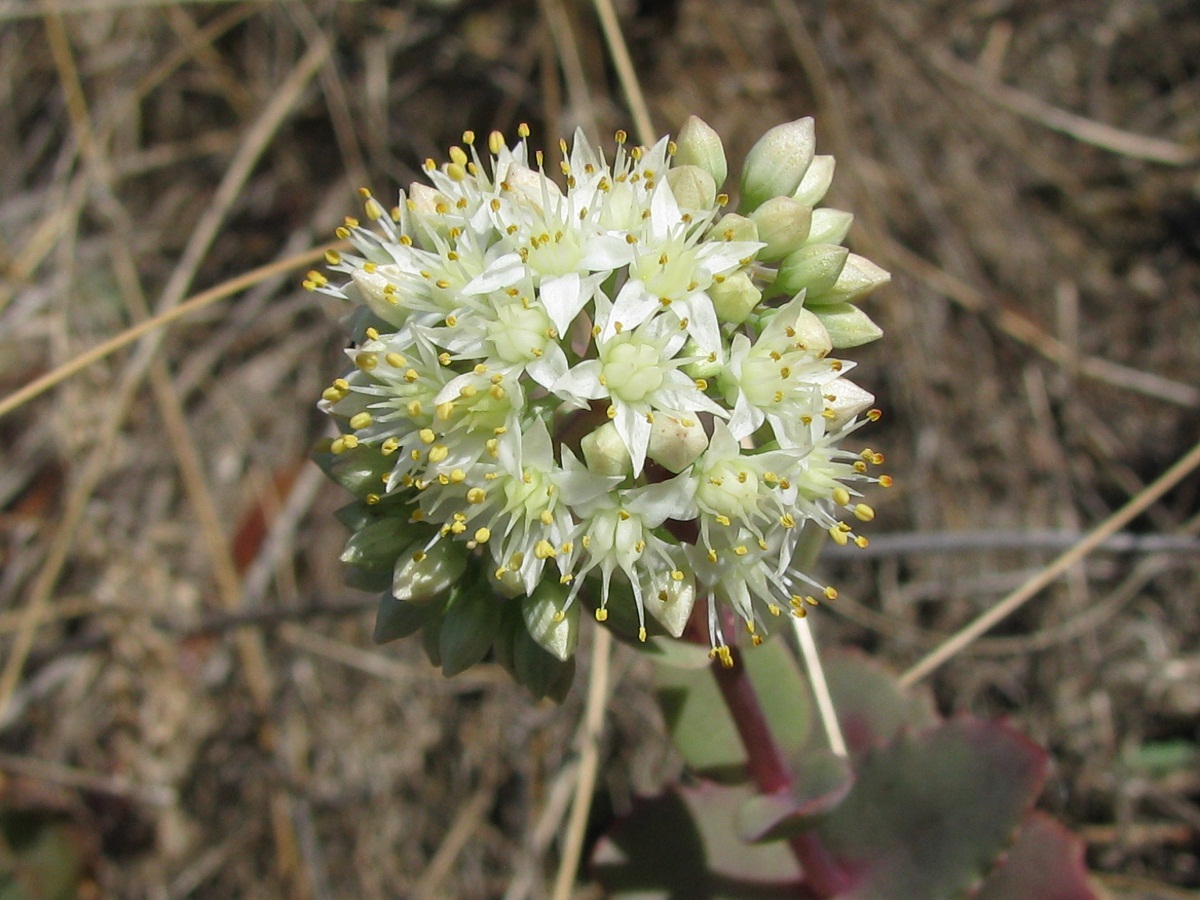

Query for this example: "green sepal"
[344,565,395,593]
[513,622,575,702]
[373,592,429,644]
[312,442,393,499]
[522,580,579,662]
[340,516,418,572]
[811,302,884,349]
[440,582,503,677]
[393,539,469,604]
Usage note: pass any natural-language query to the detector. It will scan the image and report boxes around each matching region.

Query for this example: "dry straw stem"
[900,436,1200,687]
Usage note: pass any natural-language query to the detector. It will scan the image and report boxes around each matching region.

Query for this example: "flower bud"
[581,422,632,477]
[749,196,813,261]
[666,164,718,212]
[709,270,762,325]
[793,154,835,207]
[522,580,580,662]
[351,265,406,328]
[647,411,710,473]
[773,243,848,298]
[805,253,891,306]
[646,571,696,638]
[806,208,854,247]
[673,116,728,187]
[821,375,875,428]
[341,518,418,572]
[393,539,468,604]
[813,302,884,349]
[739,117,816,212]
[708,213,758,244]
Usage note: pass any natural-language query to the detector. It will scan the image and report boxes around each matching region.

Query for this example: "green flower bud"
[680,338,725,379]
[749,196,813,261]
[673,116,728,187]
[522,580,580,662]
[709,270,763,325]
[773,243,848,298]
[393,539,468,604]
[647,411,710,474]
[581,422,632,478]
[341,517,418,572]
[806,208,854,247]
[708,213,758,244]
[793,154,835,207]
[739,118,816,213]
[812,302,884,348]
[646,571,696,638]
[666,164,718,212]
[806,253,891,306]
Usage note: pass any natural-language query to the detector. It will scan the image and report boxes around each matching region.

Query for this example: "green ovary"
[489,303,550,364]
[603,341,665,403]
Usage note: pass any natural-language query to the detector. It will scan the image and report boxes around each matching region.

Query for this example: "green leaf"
[654,637,812,782]
[312,442,394,498]
[736,749,855,843]
[340,517,416,571]
[975,812,1098,900]
[440,585,502,677]
[815,718,1048,900]
[818,649,938,760]
[592,783,803,898]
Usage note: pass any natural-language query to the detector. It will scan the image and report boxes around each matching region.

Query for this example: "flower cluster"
[310,117,890,673]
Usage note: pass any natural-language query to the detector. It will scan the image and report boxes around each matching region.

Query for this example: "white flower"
[313,118,892,664]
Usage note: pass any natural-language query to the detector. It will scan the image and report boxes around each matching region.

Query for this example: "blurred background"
[1,0,1198,896]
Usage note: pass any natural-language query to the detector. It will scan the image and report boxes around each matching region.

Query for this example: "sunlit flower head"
[312,117,891,666]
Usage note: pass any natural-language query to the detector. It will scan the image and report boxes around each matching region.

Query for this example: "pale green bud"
[393,539,468,604]
[666,164,717,212]
[778,306,833,357]
[522,580,580,662]
[351,265,407,328]
[341,518,416,572]
[581,422,632,477]
[749,196,813,261]
[812,302,884,349]
[673,116,728,187]
[739,118,816,212]
[646,572,696,638]
[680,338,724,380]
[822,376,876,429]
[709,270,763,325]
[806,253,891,306]
[806,208,854,247]
[708,213,758,244]
[773,243,848,298]
[793,154,835,207]
[647,411,710,473]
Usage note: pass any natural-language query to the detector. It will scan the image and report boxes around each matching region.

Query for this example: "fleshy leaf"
[975,812,1099,900]
[592,783,803,898]
[512,619,575,702]
[736,749,855,843]
[818,649,938,759]
[815,717,1048,900]
[654,637,811,782]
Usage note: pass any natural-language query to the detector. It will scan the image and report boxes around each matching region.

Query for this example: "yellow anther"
[381,437,400,456]
[539,510,555,526]
[595,608,609,622]
[534,540,557,559]
[879,475,894,488]
[767,604,781,617]
[853,503,875,522]
[832,487,851,506]
[418,428,436,445]
[321,387,345,403]
[714,514,731,527]
[355,352,377,371]
[638,627,647,642]
[606,405,617,419]
[437,401,455,421]
[385,352,406,368]
[459,384,478,399]
[780,513,796,528]
[349,412,373,430]
[428,445,449,463]
[618,509,631,521]
[403,368,419,383]
[671,570,684,581]
[855,535,870,549]
[467,488,486,504]
[695,378,708,391]
[449,469,466,483]
[733,545,748,556]
[828,527,849,546]
[824,586,838,600]
[474,527,491,544]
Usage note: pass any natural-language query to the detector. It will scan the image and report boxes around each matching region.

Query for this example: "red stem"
[710,629,850,898]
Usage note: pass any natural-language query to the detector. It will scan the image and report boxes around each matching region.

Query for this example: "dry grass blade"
[0,243,338,420]
[900,437,1200,687]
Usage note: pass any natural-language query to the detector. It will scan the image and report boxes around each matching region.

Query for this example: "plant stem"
[710,635,850,898]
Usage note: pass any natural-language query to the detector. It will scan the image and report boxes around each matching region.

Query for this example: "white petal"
[552,359,607,403]
[627,471,697,526]
[464,253,523,295]
[581,233,636,271]
[540,272,587,336]
[613,402,652,477]
[679,293,721,357]
[727,391,764,440]
[603,279,657,341]
[525,343,568,391]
